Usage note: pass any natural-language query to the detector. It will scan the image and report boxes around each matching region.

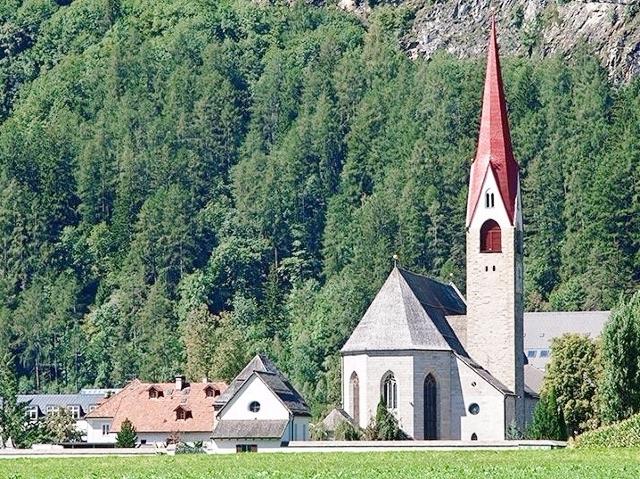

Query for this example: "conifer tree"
[600,292,640,424]
[116,418,138,448]
[527,388,567,441]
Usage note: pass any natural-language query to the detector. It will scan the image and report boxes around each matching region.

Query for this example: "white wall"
[454,357,506,441]
[85,419,117,444]
[220,375,289,421]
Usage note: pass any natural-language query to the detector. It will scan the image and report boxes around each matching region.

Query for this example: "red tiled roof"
[467,17,520,226]
[86,379,227,433]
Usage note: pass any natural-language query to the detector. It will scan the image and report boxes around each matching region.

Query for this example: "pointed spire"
[466,17,519,226]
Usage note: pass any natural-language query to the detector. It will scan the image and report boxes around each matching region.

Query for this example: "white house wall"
[85,419,117,444]
[219,375,289,421]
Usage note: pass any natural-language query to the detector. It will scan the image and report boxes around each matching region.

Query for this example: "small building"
[85,376,227,446]
[320,408,354,439]
[212,354,311,452]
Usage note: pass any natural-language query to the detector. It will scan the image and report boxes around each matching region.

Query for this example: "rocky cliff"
[340,0,640,82]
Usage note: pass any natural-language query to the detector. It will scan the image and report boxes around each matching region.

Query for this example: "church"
[339,19,538,441]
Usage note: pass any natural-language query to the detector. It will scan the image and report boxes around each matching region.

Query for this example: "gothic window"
[381,372,397,410]
[350,372,360,422]
[485,191,495,208]
[480,219,502,253]
[424,374,437,440]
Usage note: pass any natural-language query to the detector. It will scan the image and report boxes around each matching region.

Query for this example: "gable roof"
[467,17,519,226]
[321,408,354,431]
[214,354,310,417]
[85,378,227,433]
[341,267,466,354]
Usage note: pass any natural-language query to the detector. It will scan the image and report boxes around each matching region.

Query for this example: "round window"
[468,403,480,415]
[249,401,261,413]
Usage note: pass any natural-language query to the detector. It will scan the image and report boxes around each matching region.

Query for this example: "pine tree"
[116,418,138,448]
[527,388,567,441]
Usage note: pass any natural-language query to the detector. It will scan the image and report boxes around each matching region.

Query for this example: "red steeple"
[466,17,519,226]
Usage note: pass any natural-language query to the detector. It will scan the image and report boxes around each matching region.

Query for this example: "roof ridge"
[396,266,450,288]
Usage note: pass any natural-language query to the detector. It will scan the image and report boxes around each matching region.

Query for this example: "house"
[85,376,227,446]
[211,354,311,452]
[18,392,115,441]
[339,18,535,441]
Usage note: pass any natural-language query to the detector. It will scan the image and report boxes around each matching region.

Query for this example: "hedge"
[574,413,640,448]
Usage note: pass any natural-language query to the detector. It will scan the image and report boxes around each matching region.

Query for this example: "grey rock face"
[344,0,640,82]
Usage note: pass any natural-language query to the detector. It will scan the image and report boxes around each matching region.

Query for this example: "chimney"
[175,375,186,391]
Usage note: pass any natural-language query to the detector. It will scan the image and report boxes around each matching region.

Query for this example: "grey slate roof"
[341,267,467,354]
[524,364,544,396]
[214,354,311,417]
[454,353,513,395]
[524,311,610,370]
[17,393,106,415]
[212,419,289,439]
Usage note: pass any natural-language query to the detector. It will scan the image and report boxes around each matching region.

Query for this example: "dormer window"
[175,406,192,420]
[205,386,219,398]
[148,386,164,399]
[485,191,495,208]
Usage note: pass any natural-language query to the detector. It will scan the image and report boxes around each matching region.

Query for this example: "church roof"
[341,267,467,354]
[467,17,519,226]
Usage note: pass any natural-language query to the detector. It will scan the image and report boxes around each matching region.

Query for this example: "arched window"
[471,433,478,441]
[424,374,437,439]
[485,191,495,208]
[381,372,397,410]
[480,219,502,253]
[350,372,360,422]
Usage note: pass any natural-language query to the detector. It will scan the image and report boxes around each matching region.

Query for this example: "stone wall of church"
[343,350,508,440]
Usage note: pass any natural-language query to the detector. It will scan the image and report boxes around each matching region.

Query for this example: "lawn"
[1,449,639,479]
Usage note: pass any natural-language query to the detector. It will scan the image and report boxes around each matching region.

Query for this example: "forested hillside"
[0,0,638,415]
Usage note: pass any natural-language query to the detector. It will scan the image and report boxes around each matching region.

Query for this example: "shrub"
[310,422,328,441]
[574,413,640,448]
[116,418,137,448]
[334,420,361,441]
[175,442,206,454]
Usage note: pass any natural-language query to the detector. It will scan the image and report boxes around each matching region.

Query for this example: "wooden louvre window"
[480,220,501,253]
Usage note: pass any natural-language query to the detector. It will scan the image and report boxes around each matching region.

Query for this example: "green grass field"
[0,449,639,479]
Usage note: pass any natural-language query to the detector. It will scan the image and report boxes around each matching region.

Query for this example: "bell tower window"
[485,191,495,208]
[480,220,501,253]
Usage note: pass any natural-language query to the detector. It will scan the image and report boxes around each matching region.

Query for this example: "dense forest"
[0,0,638,416]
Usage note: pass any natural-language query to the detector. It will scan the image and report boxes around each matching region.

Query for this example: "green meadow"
[1,449,639,479]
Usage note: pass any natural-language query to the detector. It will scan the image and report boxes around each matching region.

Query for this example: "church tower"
[465,18,525,429]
